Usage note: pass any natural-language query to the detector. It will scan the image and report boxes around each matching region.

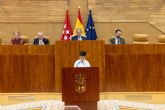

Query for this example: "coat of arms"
[75,73,86,93]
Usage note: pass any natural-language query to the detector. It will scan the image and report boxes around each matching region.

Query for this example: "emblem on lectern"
[75,73,86,93]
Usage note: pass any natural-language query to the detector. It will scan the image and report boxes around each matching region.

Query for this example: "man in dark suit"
[71,28,86,40]
[33,32,49,45]
[109,29,126,44]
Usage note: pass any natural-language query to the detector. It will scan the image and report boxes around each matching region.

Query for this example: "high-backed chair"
[21,36,29,45]
[34,36,50,40]
[44,36,50,41]
[133,34,149,44]
[157,35,165,44]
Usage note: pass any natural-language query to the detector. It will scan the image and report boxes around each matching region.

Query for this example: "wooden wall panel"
[0,46,55,92]
[88,0,165,33]
[1,55,30,92]
[105,44,165,92]
[88,0,164,22]
[0,55,2,92]
[55,41,105,92]
[28,55,55,92]
[28,46,55,92]
[0,0,67,22]
[68,0,88,28]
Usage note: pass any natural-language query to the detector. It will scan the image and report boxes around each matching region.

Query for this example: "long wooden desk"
[0,45,55,92]
[105,44,165,92]
[0,44,165,92]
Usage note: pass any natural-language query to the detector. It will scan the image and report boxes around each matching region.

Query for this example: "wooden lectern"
[62,67,99,110]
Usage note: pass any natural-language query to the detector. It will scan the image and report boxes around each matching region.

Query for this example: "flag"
[85,10,97,40]
[73,8,85,36]
[61,8,73,40]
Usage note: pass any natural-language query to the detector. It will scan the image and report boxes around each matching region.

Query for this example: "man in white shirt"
[74,51,90,67]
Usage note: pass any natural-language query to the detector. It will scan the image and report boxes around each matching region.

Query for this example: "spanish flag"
[73,8,86,36]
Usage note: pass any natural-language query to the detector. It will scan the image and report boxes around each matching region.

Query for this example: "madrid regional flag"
[61,8,73,40]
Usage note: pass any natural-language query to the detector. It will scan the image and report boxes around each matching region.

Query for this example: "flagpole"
[88,6,91,10]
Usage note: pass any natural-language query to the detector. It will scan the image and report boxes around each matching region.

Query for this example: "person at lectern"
[71,28,86,40]
[11,31,24,45]
[33,32,49,45]
[109,29,126,44]
[74,51,90,67]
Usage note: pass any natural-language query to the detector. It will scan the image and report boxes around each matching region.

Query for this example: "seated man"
[33,32,49,45]
[74,51,90,67]
[11,31,24,45]
[71,28,86,40]
[109,29,126,44]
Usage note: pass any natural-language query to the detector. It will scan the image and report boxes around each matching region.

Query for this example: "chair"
[71,35,87,41]
[34,36,50,40]
[21,36,29,45]
[44,36,50,41]
[157,35,165,44]
[133,34,149,44]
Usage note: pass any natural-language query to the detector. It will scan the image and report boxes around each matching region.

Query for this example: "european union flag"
[85,10,97,40]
